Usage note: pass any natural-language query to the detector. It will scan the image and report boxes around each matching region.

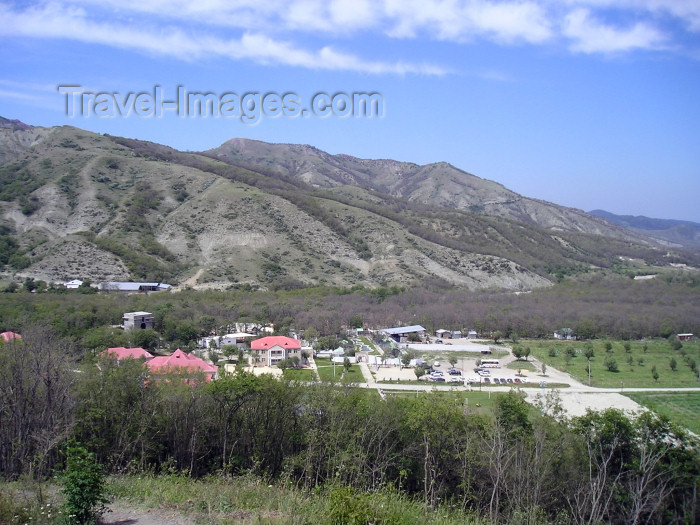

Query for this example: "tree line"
[2,273,699,347]
[1,324,698,524]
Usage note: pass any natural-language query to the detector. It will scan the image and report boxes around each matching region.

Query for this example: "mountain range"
[589,209,700,250]
[1,116,697,290]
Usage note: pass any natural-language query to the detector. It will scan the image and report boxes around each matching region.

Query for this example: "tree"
[523,346,531,361]
[604,357,619,372]
[414,366,426,380]
[349,314,363,329]
[651,365,659,383]
[343,357,351,373]
[401,352,412,368]
[623,342,631,353]
[314,335,340,350]
[493,331,503,344]
[512,345,524,360]
[304,327,319,343]
[604,341,613,353]
[541,363,547,376]
[448,355,458,368]
[583,343,595,360]
[130,328,160,351]
[669,358,677,372]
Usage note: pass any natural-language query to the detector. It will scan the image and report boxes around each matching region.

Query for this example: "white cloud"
[563,8,668,53]
[382,0,551,43]
[0,2,446,74]
[0,0,696,74]
[559,1,700,32]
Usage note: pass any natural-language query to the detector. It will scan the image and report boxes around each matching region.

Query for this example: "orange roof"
[1,331,22,343]
[102,347,154,360]
[147,349,217,379]
[250,336,301,350]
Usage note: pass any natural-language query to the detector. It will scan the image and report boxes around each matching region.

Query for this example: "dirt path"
[101,502,194,525]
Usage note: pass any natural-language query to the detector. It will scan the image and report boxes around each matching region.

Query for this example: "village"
[5,298,688,420]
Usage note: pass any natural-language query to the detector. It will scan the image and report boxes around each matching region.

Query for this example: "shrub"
[61,445,109,524]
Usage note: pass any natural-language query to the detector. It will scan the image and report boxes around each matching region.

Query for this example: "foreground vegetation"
[526,339,700,388]
[2,325,699,524]
[1,474,486,525]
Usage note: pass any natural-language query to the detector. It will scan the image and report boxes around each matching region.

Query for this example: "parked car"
[431,377,446,382]
[449,376,462,383]
[448,369,461,375]
[431,370,444,376]
[434,361,441,367]
[483,377,491,383]
[435,338,443,344]
[506,378,513,384]
[498,378,507,384]
[514,378,521,384]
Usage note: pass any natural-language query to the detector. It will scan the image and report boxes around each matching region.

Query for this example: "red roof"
[250,336,301,351]
[102,347,154,360]
[1,331,22,343]
[147,349,217,380]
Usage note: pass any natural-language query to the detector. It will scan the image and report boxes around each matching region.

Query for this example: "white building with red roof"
[146,349,217,381]
[102,347,154,360]
[250,336,301,367]
[1,331,22,343]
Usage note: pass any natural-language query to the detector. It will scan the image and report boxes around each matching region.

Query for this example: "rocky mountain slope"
[0,119,695,290]
[207,138,633,237]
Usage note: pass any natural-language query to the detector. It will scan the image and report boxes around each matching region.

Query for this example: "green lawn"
[626,392,700,435]
[506,360,537,371]
[283,368,317,381]
[316,363,364,383]
[384,390,502,414]
[525,339,700,388]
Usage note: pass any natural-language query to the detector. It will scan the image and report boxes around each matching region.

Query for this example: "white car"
[434,361,440,367]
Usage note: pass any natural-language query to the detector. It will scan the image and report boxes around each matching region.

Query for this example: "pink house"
[146,349,217,381]
[102,347,154,360]
[251,336,301,366]
[1,331,22,343]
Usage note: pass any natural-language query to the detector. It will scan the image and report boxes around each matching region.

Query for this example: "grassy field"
[282,368,317,381]
[626,392,700,435]
[316,363,364,383]
[525,339,700,388]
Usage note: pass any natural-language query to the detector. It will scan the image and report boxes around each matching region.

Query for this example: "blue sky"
[1,0,699,221]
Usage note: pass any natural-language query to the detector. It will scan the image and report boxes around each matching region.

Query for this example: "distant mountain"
[207,139,634,239]
[0,118,697,290]
[590,210,700,251]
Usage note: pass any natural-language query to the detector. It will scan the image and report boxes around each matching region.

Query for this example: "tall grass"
[108,473,487,525]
